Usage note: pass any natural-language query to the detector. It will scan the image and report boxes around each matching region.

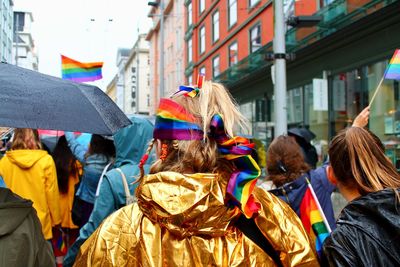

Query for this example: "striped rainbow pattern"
[299,181,331,257]
[210,114,261,218]
[385,49,400,80]
[61,55,103,82]
[153,98,204,140]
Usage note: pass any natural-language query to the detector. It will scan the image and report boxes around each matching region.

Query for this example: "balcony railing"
[216,0,397,86]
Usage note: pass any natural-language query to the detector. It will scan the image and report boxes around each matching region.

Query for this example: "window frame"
[187,37,193,63]
[212,10,220,44]
[187,1,192,27]
[199,25,206,55]
[228,0,237,29]
[212,55,220,78]
[249,22,262,53]
[228,41,238,67]
[199,0,206,15]
[249,0,261,8]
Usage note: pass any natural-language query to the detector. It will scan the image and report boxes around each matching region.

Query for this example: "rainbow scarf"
[384,49,400,80]
[153,98,204,140]
[61,55,103,82]
[299,178,331,257]
[210,114,261,218]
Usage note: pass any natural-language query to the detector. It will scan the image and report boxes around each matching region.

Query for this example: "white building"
[115,48,130,110]
[12,10,38,70]
[0,0,13,63]
[123,34,150,115]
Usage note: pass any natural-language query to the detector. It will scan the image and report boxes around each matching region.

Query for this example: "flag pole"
[369,75,385,106]
[305,178,332,233]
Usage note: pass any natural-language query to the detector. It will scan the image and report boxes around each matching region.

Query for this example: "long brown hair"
[329,127,400,195]
[266,135,311,187]
[11,128,43,150]
[139,81,247,181]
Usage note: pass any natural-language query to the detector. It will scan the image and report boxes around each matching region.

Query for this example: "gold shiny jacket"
[74,172,319,267]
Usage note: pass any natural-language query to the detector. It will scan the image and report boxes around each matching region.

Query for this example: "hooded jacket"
[0,149,61,239]
[64,116,154,266]
[323,188,400,267]
[0,188,55,266]
[74,171,319,267]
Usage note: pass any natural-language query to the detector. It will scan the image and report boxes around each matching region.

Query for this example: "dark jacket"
[323,188,400,267]
[269,166,336,230]
[0,188,55,267]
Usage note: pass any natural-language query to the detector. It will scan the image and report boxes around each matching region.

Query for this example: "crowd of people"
[0,80,399,267]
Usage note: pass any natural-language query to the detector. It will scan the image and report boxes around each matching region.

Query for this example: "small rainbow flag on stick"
[299,178,331,257]
[384,49,400,80]
[61,55,103,83]
[370,49,400,105]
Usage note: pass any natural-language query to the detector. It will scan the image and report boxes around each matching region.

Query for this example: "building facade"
[147,0,186,114]
[106,74,118,102]
[115,48,130,110]
[185,0,400,168]
[123,34,151,115]
[0,0,13,63]
[12,10,38,70]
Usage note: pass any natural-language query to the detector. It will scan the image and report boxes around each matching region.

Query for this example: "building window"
[249,0,261,8]
[199,66,206,76]
[187,2,192,26]
[188,75,193,85]
[212,11,219,43]
[229,41,238,67]
[199,25,205,54]
[199,0,205,14]
[212,56,220,78]
[250,23,261,53]
[228,0,237,28]
[187,37,192,63]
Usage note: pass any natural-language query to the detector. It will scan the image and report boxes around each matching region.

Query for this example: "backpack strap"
[95,162,112,197]
[115,168,134,205]
[234,214,284,267]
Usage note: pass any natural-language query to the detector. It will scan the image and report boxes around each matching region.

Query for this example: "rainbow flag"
[299,179,331,257]
[61,55,103,82]
[384,49,400,80]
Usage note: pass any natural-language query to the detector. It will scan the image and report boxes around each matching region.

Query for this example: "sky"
[14,0,153,90]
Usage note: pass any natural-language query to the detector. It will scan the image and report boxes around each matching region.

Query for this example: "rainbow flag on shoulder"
[299,178,331,257]
[61,55,103,83]
[384,49,400,80]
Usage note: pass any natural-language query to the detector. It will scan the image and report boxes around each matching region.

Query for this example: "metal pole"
[273,0,287,136]
[136,27,140,114]
[159,0,164,99]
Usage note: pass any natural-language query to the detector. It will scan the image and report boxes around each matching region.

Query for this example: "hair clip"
[277,160,287,173]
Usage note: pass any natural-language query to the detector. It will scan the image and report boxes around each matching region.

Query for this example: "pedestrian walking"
[74,80,318,266]
[65,132,115,227]
[323,126,400,266]
[0,128,61,240]
[51,135,82,266]
[63,115,153,266]
[0,187,56,267]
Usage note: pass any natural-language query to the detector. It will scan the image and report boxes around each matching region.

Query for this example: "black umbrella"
[288,127,316,143]
[0,62,131,135]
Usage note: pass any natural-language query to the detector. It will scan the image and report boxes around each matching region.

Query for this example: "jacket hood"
[137,171,238,238]
[113,116,154,167]
[338,188,400,247]
[0,188,34,236]
[5,149,49,169]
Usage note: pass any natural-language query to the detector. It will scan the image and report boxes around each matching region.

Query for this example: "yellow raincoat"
[0,149,61,240]
[59,160,82,229]
[75,172,318,266]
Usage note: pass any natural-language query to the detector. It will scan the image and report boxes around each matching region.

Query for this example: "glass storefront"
[239,58,400,168]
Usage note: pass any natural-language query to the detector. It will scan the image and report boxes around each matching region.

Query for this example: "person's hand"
[352,106,370,128]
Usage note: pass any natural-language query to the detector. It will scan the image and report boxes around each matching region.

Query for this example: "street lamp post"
[148,1,165,100]
[273,0,287,136]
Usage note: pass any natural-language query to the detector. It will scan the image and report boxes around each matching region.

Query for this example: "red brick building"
[184,0,316,83]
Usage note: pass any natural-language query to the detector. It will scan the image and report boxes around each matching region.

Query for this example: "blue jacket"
[269,166,337,230]
[65,132,111,204]
[63,116,154,267]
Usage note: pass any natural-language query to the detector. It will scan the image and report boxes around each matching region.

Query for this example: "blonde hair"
[139,81,248,181]
[11,128,43,150]
[329,127,400,195]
